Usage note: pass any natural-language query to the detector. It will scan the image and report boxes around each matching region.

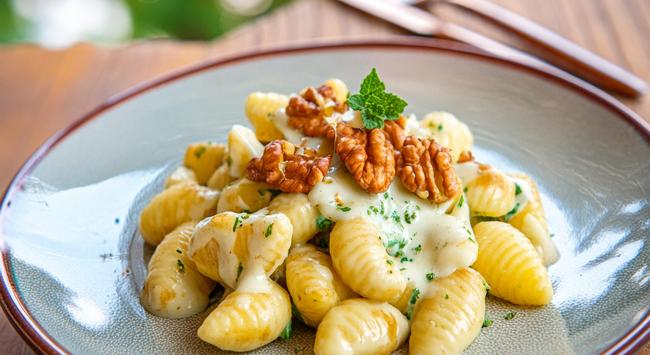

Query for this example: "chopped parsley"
[383,192,391,200]
[265,223,274,238]
[412,244,422,254]
[503,203,521,221]
[280,321,292,340]
[291,303,305,323]
[437,124,444,131]
[176,249,182,254]
[504,311,517,320]
[400,256,413,263]
[386,259,394,265]
[482,318,493,328]
[236,263,244,282]
[193,146,207,159]
[457,195,464,208]
[336,204,351,212]
[347,68,408,129]
[405,288,421,320]
[468,236,476,243]
[463,186,468,193]
[316,215,333,231]
[176,259,185,273]
[426,273,435,281]
[390,210,401,224]
[258,189,282,198]
[515,183,522,196]
[232,215,244,232]
[444,293,449,299]
[482,279,491,292]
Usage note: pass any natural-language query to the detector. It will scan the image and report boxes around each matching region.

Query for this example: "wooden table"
[0,0,649,353]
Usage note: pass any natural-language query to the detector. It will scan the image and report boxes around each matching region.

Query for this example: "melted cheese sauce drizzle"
[309,168,477,295]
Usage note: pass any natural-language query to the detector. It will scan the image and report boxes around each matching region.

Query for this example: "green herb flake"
[386,259,394,265]
[482,318,493,328]
[504,312,517,320]
[176,249,182,254]
[413,244,422,253]
[400,257,412,263]
[482,279,491,292]
[503,203,521,222]
[390,210,401,224]
[515,183,523,196]
[437,124,444,131]
[347,68,408,130]
[176,259,185,273]
[226,156,233,166]
[193,146,207,159]
[550,233,555,238]
[280,320,292,340]
[232,216,242,232]
[264,223,274,238]
[236,263,244,282]
[316,215,334,231]
[426,273,435,281]
[336,205,351,212]
[444,293,449,299]
[463,186,468,193]
[468,236,476,243]
[405,288,421,320]
[457,195,464,208]
[383,192,390,199]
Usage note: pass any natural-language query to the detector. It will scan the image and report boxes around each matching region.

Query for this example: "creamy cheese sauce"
[190,213,240,288]
[309,168,477,296]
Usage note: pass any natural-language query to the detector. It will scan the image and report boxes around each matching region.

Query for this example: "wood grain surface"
[0,0,649,353]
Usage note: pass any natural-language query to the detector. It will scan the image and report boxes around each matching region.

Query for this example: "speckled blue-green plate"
[1,40,649,355]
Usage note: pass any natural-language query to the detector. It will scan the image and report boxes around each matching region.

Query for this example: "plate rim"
[0,38,648,355]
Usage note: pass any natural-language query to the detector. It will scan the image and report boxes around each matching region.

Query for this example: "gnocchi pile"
[138,69,558,354]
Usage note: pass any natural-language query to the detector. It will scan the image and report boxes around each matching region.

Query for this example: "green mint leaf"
[361,109,384,129]
[347,94,365,111]
[380,92,407,120]
[359,68,385,96]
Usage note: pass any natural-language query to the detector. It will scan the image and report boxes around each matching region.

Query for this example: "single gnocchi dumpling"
[314,299,409,355]
[466,169,516,218]
[164,166,197,189]
[286,244,356,327]
[139,183,219,245]
[206,163,232,191]
[245,92,288,143]
[198,279,291,352]
[140,223,215,318]
[188,211,292,288]
[268,193,320,245]
[472,221,553,305]
[329,218,406,304]
[216,178,274,213]
[420,111,473,162]
[227,125,264,178]
[409,268,486,355]
[183,141,227,185]
[508,173,559,265]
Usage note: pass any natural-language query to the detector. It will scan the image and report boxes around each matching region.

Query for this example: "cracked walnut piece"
[246,140,331,193]
[397,136,460,203]
[383,115,407,150]
[286,85,346,139]
[335,122,396,194]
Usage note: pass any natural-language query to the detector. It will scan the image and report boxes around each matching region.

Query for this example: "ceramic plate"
[1,40,649,355]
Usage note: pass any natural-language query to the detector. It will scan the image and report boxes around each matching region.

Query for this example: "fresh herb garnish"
[405,288,421,320]
[265,223,274,238]
[232,215,243,232]
[176,259,185,273]
[468,236,476,243]
[236,263,244,282]
[437,124,444,131]
[503,203,521,221]
[386,259,394,265]
[515,183,522,196]
[457,195,464,208]
[482,279,491,293]
[280,320,292,340]
[482,318,493,328]
[316,215,333,231]
[400,256,413,263]
[347,68,408,129]
[444,293,449,299]
[504,311,517,320]
[463,186,468,193]
[413,244,422,253]
[390,210,401,224]
[426,273,435,281]
[176,249,182,254]
[336,205,351,212]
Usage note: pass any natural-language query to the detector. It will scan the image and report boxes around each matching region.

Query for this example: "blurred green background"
[0,0,292,47]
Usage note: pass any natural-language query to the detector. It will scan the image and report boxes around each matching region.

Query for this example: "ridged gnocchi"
[139,183,219,245]
[188,211,292,288]
[183,141,227,185]
[329,218,406,304]
[472,221,553,305]
[140,223,215,318]
[420,111,473,162]
[286,244,355,326]
[228,125,264,178]
[245,92,289,143]
[508,173,559,265]
[268,193,319,245]
[216,178,274,214]
[198,279,291,352]
[206,163,232,190]
[409,268,486,354]
[466,169,516,217]
[164,166,197,189]
[314,299,409,355]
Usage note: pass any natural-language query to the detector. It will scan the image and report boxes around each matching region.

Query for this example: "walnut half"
[396,136,459,203]
[335,122,396,193]
[246,140,331,193]
[286,85,346,139]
